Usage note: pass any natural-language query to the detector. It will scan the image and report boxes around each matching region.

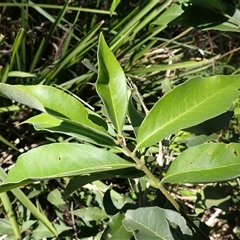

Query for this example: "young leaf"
[136,75,240,149]
[0,143,136,193]
[96,33,128,135]
[162,143,240,184]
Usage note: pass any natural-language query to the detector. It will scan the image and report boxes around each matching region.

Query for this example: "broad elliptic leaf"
[137,75,240,149]
[162,143,240,184]
[0,83,116,147]
[96,33,128,135]
[122,207,192,240]
[0,143,136,192]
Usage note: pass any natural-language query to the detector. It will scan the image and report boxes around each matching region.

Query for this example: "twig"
[118,138,210,240]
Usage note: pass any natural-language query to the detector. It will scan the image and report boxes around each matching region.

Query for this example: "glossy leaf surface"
[0,83,98,124]
[0,83,116,147]
[24,113,117,147]
[162,143,240,183]
[0,143,136,192]
[137,75,240,149]
[96,33,128,134]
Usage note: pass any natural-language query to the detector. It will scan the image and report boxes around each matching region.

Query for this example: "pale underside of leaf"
[0,143,136,192]
[23,113,117,147]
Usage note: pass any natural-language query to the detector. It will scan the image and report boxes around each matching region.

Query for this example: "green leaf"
[47,189,67,210]
[10,28,24,67]
[110,0,121,15]
[102,213,133,240]
[171,1,240,32]
[8,71,37,78]
[24,113,117,147]
[0,143,136,192]
[0,219,15,235]
[162,143,240,183]
[122,207,192,240]
[0,84,117,147]
[176,133,218,147]
[96,33,128,135]
[185,0,226,13]
[151,2,184,28]
[71,207,108,224]
[184,111,234,135]
[32,222,71,239]
[137,75,240,149]
[0,83,90,122]
[64,168,143,199]
[128,95,145,136]
[196,185,231,213]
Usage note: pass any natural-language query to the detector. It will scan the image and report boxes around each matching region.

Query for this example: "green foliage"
[96,33,128,135]
[1,0,240,239]
[136,75,240,149]
[162,143,240,183]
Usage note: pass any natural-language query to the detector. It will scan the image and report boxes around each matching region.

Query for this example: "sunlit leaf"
[24,113,117,147]
[96,33,128,135]
[162,143,240,183]
[150,2,184,28]
[110,0,121,15]
[0,143,136,192]
[0,84,116,147]
[137,75,240,149]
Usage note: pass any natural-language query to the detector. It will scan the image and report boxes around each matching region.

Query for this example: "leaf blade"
[23,113,117,147]
[137,75,240,149]
[0,84,116,147]
[162,143,240,183]
[122,207,191,240]
[0,143,136,192]
[96,33,128,135]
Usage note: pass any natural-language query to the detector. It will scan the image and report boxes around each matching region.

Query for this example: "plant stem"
[119,141,210,240]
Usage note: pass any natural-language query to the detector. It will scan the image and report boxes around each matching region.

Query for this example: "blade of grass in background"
[0,167,57,236]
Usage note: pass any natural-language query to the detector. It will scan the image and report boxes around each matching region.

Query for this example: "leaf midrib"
[138,80,238,148]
